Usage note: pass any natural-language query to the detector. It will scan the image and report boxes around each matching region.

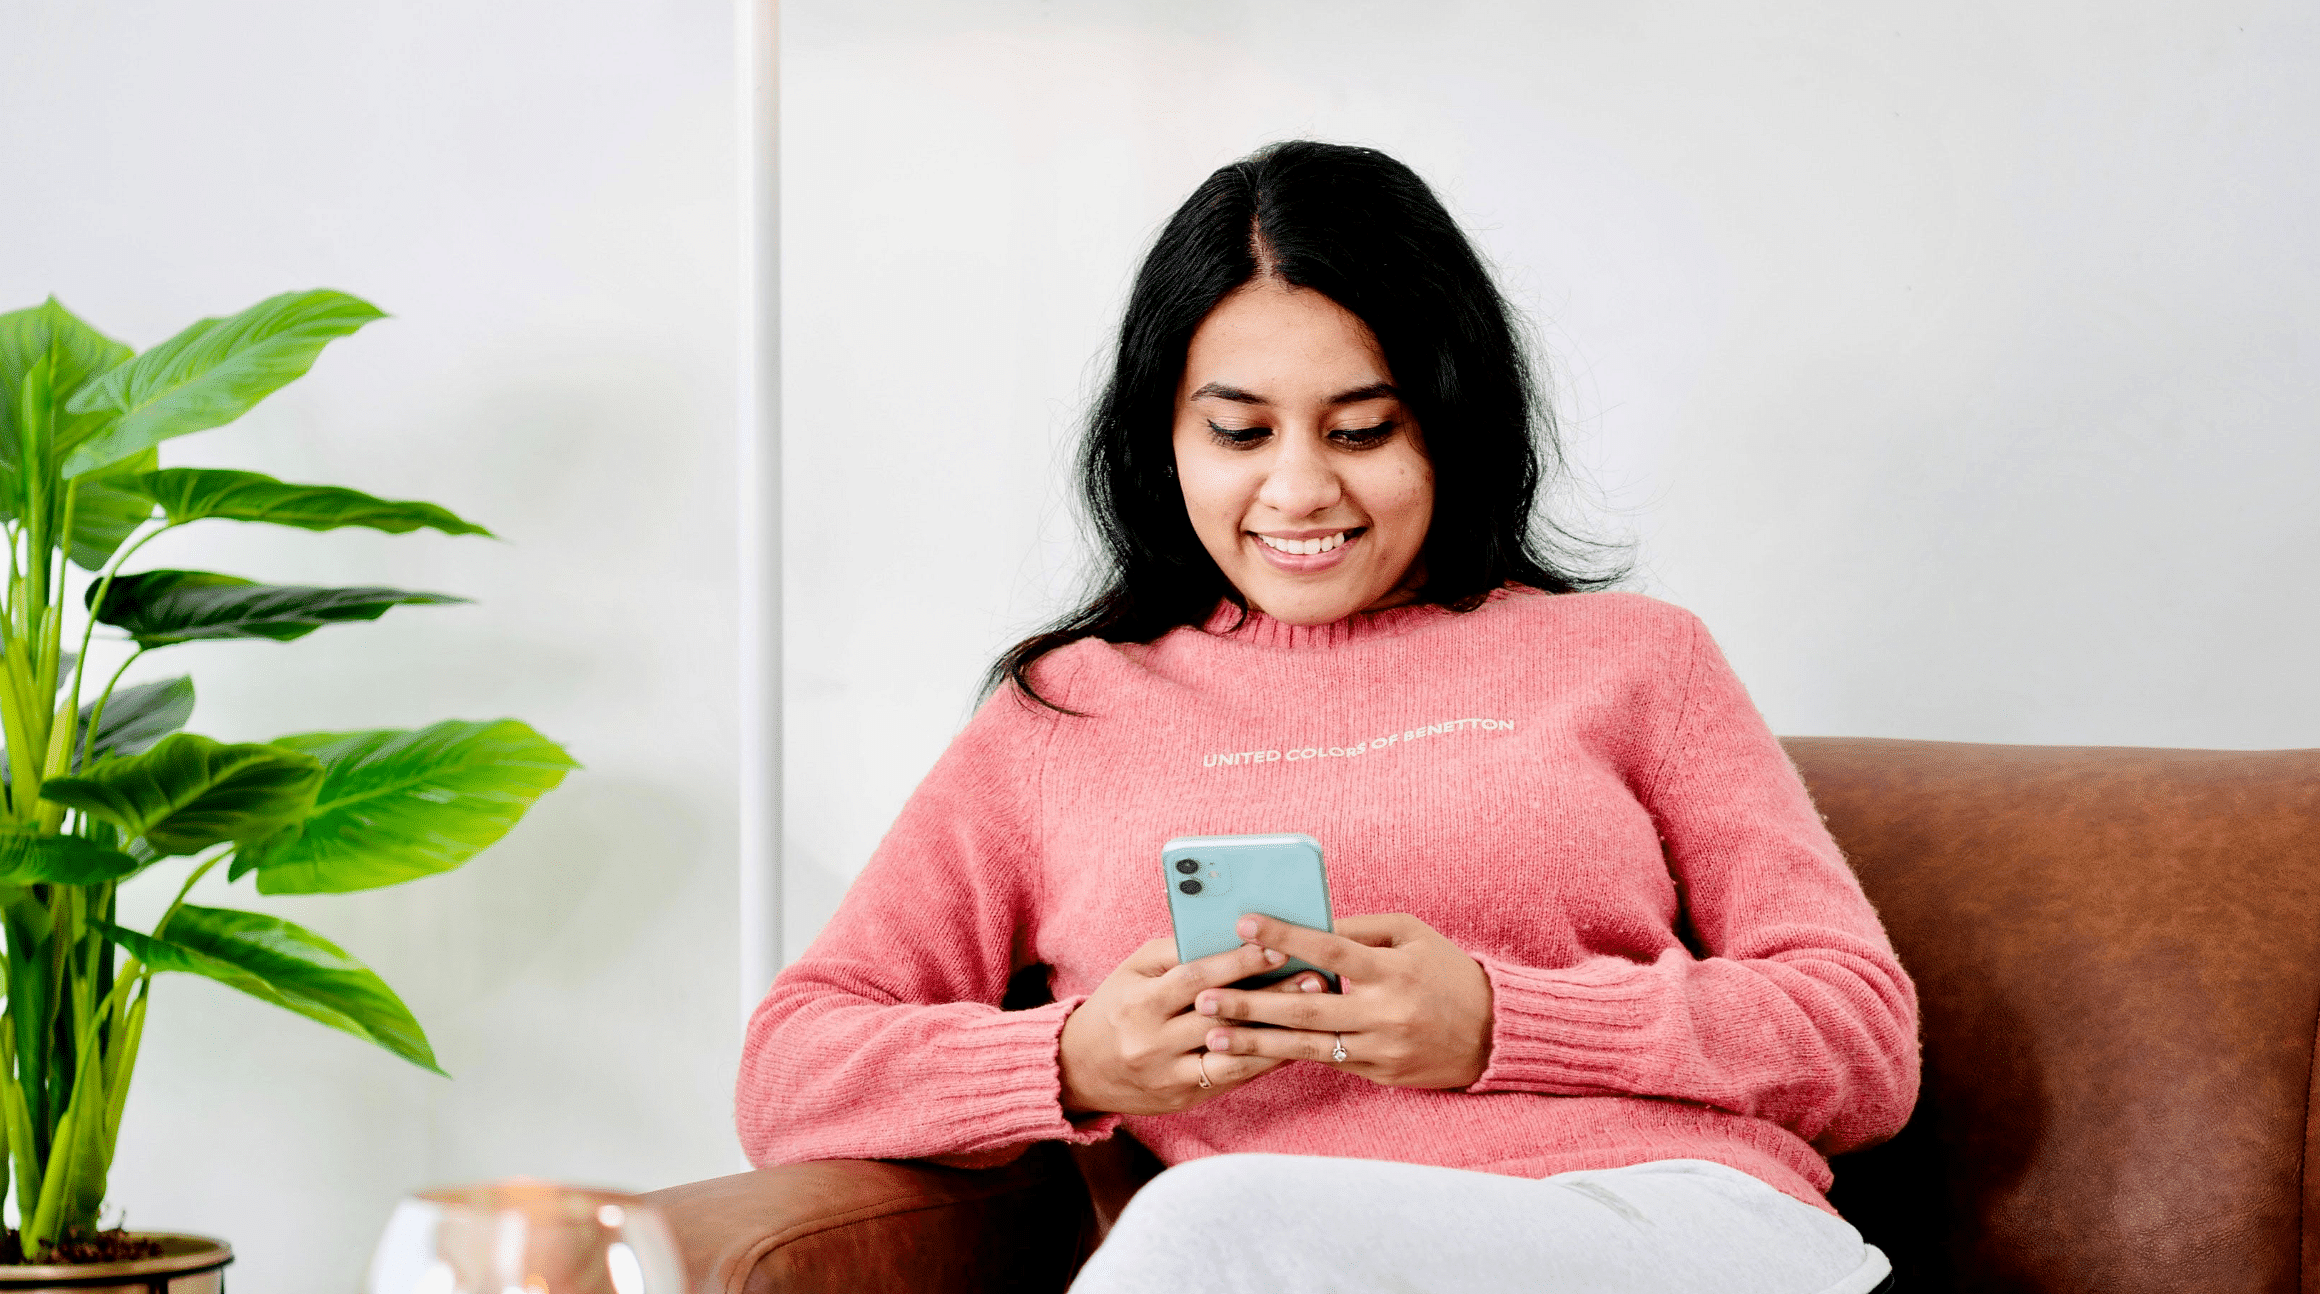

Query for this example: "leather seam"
[2304,985,2318,1294]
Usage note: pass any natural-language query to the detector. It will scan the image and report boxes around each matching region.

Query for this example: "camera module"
[1178,878,1203,895]
[1175,858,1199,874]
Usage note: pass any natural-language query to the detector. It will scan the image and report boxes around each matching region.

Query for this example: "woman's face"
[1171,281,1435,626]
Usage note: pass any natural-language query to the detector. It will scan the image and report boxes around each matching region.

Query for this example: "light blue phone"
[1162,832,1338,990]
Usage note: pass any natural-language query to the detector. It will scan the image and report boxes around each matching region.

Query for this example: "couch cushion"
[642,1142,1094,1294]
[1788,738,2320,1294]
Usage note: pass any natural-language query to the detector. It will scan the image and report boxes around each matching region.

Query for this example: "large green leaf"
[89,569,466,649]
[0,829,142,884]
[134,468,490,537]
[100,908,441,1073]
[68,448,158,571]
[77,675,195,768]
[235,719,576,894]
[59,290,384,478]
[0,299,133,502]
[40,732,321,856]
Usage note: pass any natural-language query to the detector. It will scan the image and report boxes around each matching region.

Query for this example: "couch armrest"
[638,1142,1097,1294]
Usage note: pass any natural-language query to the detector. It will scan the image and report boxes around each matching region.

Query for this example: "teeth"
[1257,531,1348,556]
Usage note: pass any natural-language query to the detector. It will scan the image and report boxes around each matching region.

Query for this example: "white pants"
[1068,1155,1891,1294]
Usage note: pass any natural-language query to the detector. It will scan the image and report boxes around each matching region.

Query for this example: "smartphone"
[1162,832,1338,990]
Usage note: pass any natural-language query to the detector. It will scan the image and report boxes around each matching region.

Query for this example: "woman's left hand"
[1195,913,1495,1089]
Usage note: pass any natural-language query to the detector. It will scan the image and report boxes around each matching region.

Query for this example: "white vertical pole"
[736,0,782,1022]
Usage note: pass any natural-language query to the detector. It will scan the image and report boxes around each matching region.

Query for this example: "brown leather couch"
[645,738,2320,1293]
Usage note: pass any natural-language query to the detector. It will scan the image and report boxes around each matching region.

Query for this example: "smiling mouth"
[1253,529,1362,556]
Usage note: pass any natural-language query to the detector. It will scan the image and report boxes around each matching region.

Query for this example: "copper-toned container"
[0,1235,231,1294]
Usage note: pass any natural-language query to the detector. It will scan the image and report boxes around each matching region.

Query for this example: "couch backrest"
[1786,738,2320,1294]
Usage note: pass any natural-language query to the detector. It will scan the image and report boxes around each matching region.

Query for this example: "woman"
[739,141,1917,1294]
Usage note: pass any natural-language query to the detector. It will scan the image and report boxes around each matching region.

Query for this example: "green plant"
[0,289,574,1258]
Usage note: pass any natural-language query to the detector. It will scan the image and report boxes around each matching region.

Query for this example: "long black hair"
[989,140,1626,709]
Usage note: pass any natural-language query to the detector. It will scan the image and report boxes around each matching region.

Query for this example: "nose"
[1254,429,1343,518]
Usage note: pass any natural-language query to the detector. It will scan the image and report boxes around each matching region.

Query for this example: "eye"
[1331,420,1397,447]
[1206,420,1271,448]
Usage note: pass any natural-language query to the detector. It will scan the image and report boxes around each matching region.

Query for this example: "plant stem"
[18,369,46,621]
[1,522,17,660]
[0,660,40,822]
[46,481,75,691]
[97,980,145,1162]
[153,851,227,941]
[0,1022,38,1235]
[86,522,165,616]
[24,973,117,1253]
[73,522,165,675]
[76,649,143,776]
[63,521,169,779]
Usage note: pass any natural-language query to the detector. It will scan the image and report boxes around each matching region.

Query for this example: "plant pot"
[0,1235,231,1294]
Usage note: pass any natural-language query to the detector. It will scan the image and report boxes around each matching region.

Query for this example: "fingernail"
[1300,977,1323,992]
[1196,995,1217,1015]
[1264,948,1285,966]
[1236,916,1259,939]
[1208,1030,1231,1052]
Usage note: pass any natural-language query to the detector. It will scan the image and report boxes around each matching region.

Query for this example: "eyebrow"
[1189,381,1400,407]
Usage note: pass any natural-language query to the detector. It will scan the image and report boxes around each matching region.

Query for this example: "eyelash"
[1205,420,1398,449]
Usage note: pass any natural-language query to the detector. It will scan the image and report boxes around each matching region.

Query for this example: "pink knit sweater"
[738,589,1919,1212]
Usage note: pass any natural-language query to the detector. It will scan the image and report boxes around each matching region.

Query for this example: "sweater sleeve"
[734,677,1121,1169]
[1465,612,1921,1154]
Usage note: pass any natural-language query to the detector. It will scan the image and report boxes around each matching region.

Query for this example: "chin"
[1244,583,1374,626]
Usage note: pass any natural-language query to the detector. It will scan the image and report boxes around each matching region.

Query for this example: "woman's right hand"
[1059,937,1326,1116]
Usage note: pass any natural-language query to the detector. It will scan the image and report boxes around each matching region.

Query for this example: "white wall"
[783,0,2320,952]
[1,2,748,1291]
[10,0,2309,1281]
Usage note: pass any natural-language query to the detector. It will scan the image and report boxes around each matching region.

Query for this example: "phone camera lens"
[1178,878,1203,895]
[1174,859,1199,875]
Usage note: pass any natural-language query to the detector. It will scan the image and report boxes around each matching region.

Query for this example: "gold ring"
[1196,1051,1213,1089]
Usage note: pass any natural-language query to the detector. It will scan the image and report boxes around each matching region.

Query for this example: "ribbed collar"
[1195,592,1504,650]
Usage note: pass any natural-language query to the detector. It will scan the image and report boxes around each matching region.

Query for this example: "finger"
[1153,941,1288,1009]
[1186,1047,1286,1091]
[1234,914,1387,980]
[1202,1025,1350,1065]
[1331,913,1429,948]
[1155,1006,1237,1055]
[1194,984,1358,1031]
[1123,935,1184,977]
[1261,971,1330,994]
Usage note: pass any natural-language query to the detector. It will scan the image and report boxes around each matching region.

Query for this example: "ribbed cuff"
[926,995,1120,1149]
[1466,954,1666,1094]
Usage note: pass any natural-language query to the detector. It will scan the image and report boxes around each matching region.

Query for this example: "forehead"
[1181,282,1393,400]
